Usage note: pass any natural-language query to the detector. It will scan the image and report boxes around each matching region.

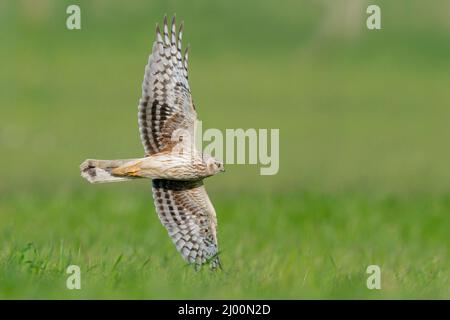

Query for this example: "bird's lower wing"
[151,179,220,269]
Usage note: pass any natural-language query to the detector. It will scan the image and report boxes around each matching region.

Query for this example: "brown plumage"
[80,15,224,270]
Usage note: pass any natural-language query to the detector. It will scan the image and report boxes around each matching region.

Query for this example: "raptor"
[80,15,224,270]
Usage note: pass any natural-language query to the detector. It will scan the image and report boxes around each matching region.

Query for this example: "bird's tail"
[80,158,141,184]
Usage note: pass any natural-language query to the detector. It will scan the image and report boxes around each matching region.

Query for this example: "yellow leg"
[111,162,143,177]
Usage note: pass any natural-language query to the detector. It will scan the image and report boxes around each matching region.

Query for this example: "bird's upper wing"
[152,179,220,269]
[138,16,197,156]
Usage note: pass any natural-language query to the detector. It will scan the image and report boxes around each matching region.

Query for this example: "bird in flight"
[80,15,224,270]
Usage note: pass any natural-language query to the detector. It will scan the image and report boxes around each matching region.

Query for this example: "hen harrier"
[80,15,224,270]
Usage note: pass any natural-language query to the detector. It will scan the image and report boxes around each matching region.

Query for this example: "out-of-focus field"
[0,0,449,298]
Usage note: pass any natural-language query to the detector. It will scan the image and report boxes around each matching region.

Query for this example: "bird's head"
[203,154,225,175]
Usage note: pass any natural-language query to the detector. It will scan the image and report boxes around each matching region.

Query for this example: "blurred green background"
[0,0,449,299]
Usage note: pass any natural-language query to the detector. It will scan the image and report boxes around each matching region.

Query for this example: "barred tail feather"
[80,159,140,184]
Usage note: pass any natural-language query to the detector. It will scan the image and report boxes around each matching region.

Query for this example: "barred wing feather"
[152,179,220,269]
[138,16,197,156]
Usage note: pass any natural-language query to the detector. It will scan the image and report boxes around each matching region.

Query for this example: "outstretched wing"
[138,15,197,156]
[152,179,220,269]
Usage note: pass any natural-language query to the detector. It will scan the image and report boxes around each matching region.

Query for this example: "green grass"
[1,188,448,299]
[0,0,449,299]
